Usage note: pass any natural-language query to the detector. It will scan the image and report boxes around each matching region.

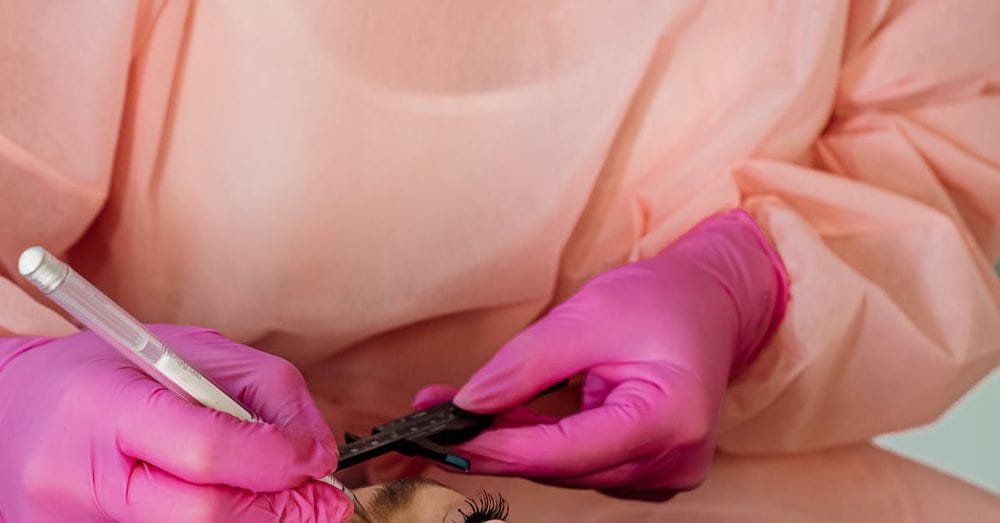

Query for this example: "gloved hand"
[415,209,789,499]
[0,325,353,522]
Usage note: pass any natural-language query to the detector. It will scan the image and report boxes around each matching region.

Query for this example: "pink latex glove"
[415,209,789,500]
[0,325,353,522]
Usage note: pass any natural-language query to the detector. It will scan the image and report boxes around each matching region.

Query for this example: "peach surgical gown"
[2,1,999,520]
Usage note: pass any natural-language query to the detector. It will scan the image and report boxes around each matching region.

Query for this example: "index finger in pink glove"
[149,325,333,432]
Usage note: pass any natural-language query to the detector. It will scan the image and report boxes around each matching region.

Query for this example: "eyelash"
[457,490,510,523]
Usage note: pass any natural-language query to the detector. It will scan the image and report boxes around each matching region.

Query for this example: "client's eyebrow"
[366,478,445,520]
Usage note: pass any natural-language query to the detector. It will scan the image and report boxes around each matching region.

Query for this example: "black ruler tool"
[337,401,493,471]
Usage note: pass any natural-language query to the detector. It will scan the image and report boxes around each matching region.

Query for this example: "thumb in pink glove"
[0,325,353,522]
[415,209,788,499]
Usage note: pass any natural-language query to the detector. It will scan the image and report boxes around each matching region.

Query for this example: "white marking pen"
[18,246,370,522]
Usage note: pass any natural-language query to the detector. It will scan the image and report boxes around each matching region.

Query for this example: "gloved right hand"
[0,325,353,522]
[415,209,788,500]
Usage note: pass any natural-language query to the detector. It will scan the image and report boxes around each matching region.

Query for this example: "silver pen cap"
[19,246,69,293]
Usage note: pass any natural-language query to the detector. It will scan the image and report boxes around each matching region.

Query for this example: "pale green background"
[876,370,1000,494]
[873,264,1000,494]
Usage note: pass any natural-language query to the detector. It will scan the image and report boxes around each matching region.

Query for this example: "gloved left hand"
[415,209,789,500]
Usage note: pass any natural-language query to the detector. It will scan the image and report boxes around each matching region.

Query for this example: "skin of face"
[348,478,506,523]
